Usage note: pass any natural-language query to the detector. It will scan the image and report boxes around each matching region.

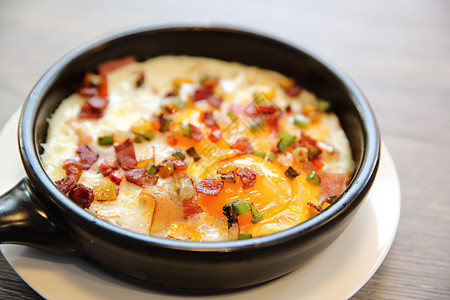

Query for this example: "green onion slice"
[181,123,191,138]
[250,203,264,224]
[317,100,331,112]
[138,130,155,141]
[268,151,279,162]
[145,162,159,175]
[227,110,238,122]
[232,199,252,216]
[173,149,185,160]
[277,130,296,152]
[98,135,113,146]
[251,150,266,158]
[294,114,311,128]
[160,117,172,132]
[238,233,252,240]
[307,171,321,184]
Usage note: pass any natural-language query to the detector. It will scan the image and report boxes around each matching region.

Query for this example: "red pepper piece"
[109,170,124,185]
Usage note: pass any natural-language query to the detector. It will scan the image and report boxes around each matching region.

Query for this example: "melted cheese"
[41,56,354,241]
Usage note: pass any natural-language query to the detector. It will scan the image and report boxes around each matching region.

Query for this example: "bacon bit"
[62,159,84,180]
[109,170,124,185]
[189,123,203,142]
[167,135,177,146]
[79,97,109,119]
[78,87,98,97]
[297,131,322,161]
[182,198,203,219]
[192,78,216,101]
[192,78,222,108]
[318,171,347,199]
[232,137,252,153]
[172,159,188,171]
[183,205,203,219]
[209,129,222,142]
[236,167,257,189]
[125,168,158,188]
[201,110,218,128]
[284,85,302,97]
[114,138,137,171]
[55,176,78,194]
[196,178,224,196]
[279,78,302,97]
[206,95,223,108]
[68,183,94,209]
[98,56,136,75]
[76,145,99,170]
[307,202,322,213]
[77,73,108,98]
[99,158,118,176]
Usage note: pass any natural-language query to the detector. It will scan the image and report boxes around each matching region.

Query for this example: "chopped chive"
[251,150,266,158]
[277,130,296,152]
[307,171,321,184]
[268,151,279,162]
[227,110,238,122]
[220,171,236,183]
[329,195,337,202]
[181,123,191,138]
[317,100,331,112]
[173,149,185,160]
[133,135,142,143]
[98,135,113,146]
[232,199,252,216]
[186,146,201,161]
[145,161,159,175]
[285,166,301,180]
[139,130,155,141]
[250,203,264,224]
[238,233,252,240]
[294,114,311,128]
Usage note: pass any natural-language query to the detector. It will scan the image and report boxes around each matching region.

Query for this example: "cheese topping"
[42,55,354,241]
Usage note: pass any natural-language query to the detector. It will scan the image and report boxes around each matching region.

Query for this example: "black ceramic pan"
[0,23,380,291]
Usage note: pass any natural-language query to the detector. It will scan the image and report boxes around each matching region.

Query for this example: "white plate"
[0,110,401,300]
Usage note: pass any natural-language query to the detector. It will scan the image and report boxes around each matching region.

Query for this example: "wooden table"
[0,1,449,299]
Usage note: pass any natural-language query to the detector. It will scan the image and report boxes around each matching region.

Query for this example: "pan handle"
[0,178,77,255]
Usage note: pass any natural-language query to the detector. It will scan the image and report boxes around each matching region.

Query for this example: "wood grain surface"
[0,0,449,299]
